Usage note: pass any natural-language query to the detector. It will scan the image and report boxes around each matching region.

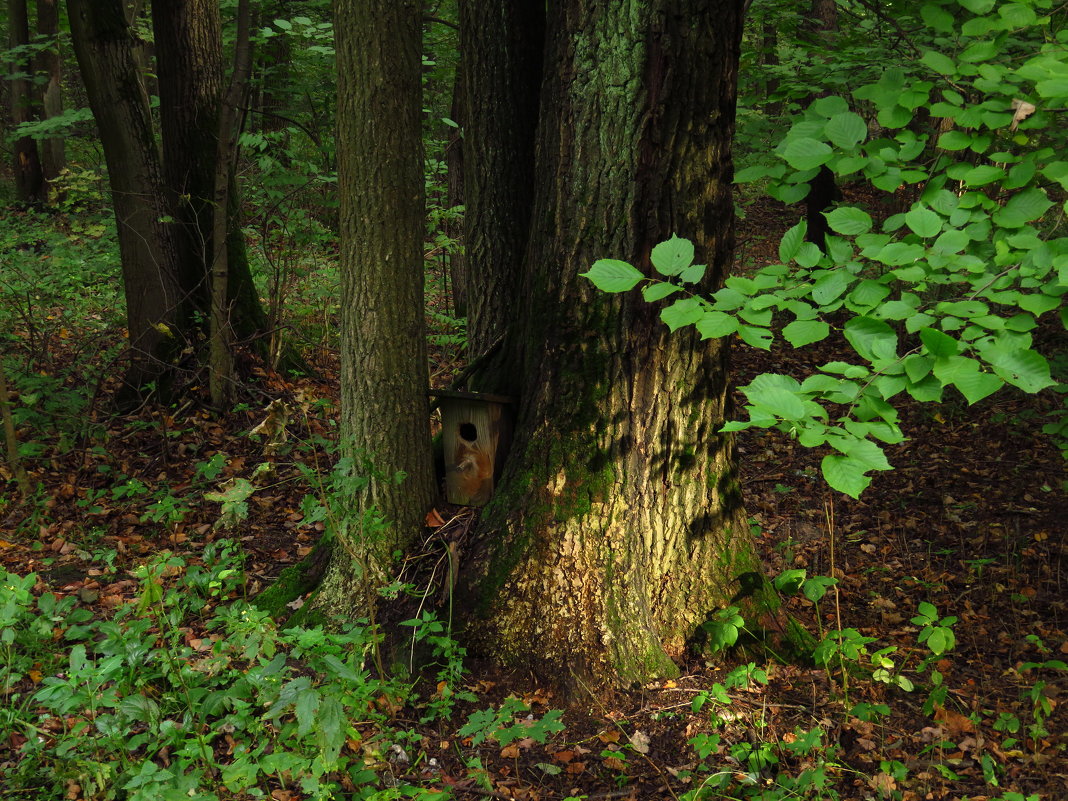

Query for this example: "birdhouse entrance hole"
[430,390,514,507]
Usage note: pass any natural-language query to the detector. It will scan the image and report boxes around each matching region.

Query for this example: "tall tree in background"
[7,0,46,204]
[309,0,435,615]
[803,0,840,249]
[34,0,64,184]
[153,0,268,350]
[457,0,543,361]
[67,0,183,391]
[456,0,774,685]
[69,0,272,398]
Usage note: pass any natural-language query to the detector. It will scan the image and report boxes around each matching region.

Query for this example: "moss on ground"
[251,553,323,621]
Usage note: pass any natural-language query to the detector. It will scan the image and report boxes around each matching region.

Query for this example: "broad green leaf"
[738,324,774,350]
[907,374,944,402]
[841,437,892,472]
[982,346,1056,392]
[921,4,955,32]
[933,228,970,253]
[661,298,704,331]
[1018,293,1060,316]
[782,319,830,347]
[904,206,943,238]
[953,368,1003,404]
[1037,78,1068,98]
[651,235,695,276]
[962,164,1006,186]
[295,687,321,737]
[825,112,868,149]
[795,242,822,268]
[582,259,642,292]
[920,50,957,75]
[779,220,807,263]
[877,105,913,129]
[920,327,959,357]
[696,311,738,339]
[960,40,998,63]
[936,300,988,317]
[783,138,833,170]
[316,696,346,768]
[734,164,772,183]
[642,282,680,302]
[937,130,973,151]
[876,299,920,320]
[844,316,898,361]
[810,269,852,305]
[1042,161,1068,190]
[875,242,925,266]
[821,454,871,498]
[679,263,707,284]
[993,188,1054,228]
[811,95,850,116]
[825,207,873,235]
[848,279,891,309]
[749,386,807,420]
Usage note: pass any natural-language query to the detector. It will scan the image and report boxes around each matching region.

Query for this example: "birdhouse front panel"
[437,393,512,506]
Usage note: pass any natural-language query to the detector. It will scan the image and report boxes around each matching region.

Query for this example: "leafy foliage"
[587,0,1067,497]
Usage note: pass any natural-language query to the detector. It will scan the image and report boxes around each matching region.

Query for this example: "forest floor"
[1,199,1066,801]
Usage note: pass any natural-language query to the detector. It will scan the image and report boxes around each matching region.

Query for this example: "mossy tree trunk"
[309,0,435,617]
[152,0,270,350]
[68,0,183,394]
[458,0,775,688]
[457,0,544,362]
[35,0,65,186]
[8,0,46,204]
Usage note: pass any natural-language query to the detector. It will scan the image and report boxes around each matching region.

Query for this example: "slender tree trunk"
[310,0,435,615]
[459,0,774,688]
[152,0,224,327]
[152,0,269,350]
[8,0,46,204]
[804,0,839,250]
[445,64,467,317]
[209,0,253,407]
[457,0,543,364]
[35,0,65,185]
[761,15,781,117]
[0,363,30,500]
[68,0,183,394]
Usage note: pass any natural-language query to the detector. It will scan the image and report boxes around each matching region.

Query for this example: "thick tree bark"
[35,0,65,185]
[803,0,839,250]
[445,64,467,317]
[459,0,774,688]
[152,0,269,348]
[68,0,183,393]
[310,0,435,615]
[457,0,544,363]
[209,0,253,406]
[8,0,46,204]
[152,0,223,325]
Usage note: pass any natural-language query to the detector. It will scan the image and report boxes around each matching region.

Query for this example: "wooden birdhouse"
[432,390,514,506]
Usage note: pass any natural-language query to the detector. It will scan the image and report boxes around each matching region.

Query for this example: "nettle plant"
[584,0,1067,497]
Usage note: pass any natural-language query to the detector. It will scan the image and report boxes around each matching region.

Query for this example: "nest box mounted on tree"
[431,390,514,507]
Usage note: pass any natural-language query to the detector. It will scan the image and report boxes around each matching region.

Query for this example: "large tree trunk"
[35,0,65,185]
[457,0,544,363]
[68,0,183,393]
[310,0,435,615]
[152,0,223,327]
[8,0,46,204]
[803,0,839,250]
[152,0,270,348]
[459,0,774,688]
